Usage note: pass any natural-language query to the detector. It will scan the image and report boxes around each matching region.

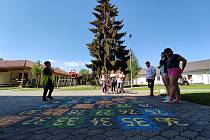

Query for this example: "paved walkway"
[0,90,210,140]
[0,90,147,96]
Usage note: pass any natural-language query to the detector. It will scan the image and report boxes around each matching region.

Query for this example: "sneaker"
[43,98,48,101]
[163,96,169,100]
[174,97,182,103]
[150,95,154,98]
[162,98,174,103]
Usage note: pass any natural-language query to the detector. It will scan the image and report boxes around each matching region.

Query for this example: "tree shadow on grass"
[181,93,210,106]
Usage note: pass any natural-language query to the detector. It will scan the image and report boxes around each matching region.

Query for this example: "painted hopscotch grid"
[0,96,189,130]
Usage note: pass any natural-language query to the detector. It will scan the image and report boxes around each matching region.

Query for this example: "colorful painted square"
[0,115,28,128]
[45,116,85,128]
[43,108,69,116]
[72,104,94,109]
[90,109,115,116]
[114,104,132,108]
[96,100,113,106]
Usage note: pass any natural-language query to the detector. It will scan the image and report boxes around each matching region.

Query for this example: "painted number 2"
[118,109,137,115]
[22,117,51,125]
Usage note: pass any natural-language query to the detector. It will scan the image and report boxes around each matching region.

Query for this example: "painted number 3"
[122,118,149,127]
[91,118,112,126]
[53,117,80,126]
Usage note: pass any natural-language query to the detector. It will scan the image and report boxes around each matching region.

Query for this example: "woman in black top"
[163,48,187,103]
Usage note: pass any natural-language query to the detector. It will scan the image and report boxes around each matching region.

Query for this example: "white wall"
[136,77,147,85]
[182,73,210,84]
[203,74,210,84]
[186,74,203,84]
[137,73,210,85]
[136,75,164,85]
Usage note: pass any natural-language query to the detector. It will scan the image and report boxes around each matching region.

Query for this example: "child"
[116,70,125,94]
[100,72,108,95]
[110,70,117,94]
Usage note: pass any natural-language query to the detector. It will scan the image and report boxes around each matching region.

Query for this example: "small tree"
[31,60,43,88]
[126,51,141,84]
[0,58,3,61]
[79,69,89,85]
[79,69,89,76]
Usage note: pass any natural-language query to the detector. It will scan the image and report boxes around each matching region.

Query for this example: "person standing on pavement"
[145,61,156,97]
[110,70,117,94]
[158,52,170,101]
[163,48,187,103]
[100,71,108,95]
[42,61,55,101]
[116,69,125,94]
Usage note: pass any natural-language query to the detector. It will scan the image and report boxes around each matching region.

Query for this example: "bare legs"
[169,76,180,102]
[162,75,170,96]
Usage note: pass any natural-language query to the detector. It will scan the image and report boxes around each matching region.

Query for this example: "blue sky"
[0,0,210,71]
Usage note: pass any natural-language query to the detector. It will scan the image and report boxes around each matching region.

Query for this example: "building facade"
[136,59,210,85]
[0,60,73,87]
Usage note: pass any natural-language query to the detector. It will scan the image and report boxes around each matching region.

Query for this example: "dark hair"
[164,48,173,53]
[145,61,150,64]
[44,61,51,65]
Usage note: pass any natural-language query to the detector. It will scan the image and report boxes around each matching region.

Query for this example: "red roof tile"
[0,60,70,76]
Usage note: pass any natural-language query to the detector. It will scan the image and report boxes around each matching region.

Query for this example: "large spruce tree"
[86,0,129,79]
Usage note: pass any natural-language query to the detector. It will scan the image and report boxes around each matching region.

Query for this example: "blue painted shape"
[83,98,97,104]
[63,100,79,104]
[33,103,55,109]
[116,116,159,130]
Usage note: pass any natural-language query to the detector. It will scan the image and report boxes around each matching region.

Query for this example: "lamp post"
[129,34,133,90]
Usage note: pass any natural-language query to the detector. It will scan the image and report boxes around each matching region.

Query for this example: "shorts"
[147,79,154,88]
[168,68,182,77]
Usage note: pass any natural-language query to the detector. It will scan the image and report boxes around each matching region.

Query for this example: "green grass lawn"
[135,84,210,106]
[56,85,99,91]
[133,84,210,91]
[0,85,100,91]
[181,92,210,106]
[0,87,20,90]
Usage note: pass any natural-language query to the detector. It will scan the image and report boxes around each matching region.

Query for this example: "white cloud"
[63,61,87,67]
[47,59,56,63]
[59,61,91,72]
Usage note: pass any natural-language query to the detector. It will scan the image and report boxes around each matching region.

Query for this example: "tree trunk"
[36,75,39,88]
